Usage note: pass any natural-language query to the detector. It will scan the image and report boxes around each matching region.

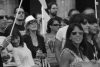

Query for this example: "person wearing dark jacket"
[23,15,46,58]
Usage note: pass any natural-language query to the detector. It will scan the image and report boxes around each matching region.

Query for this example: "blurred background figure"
[6,16,14,27]
[60,19,69,28]
[35,13,42,35]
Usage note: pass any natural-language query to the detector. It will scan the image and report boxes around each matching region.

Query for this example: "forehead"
[51,4,57,8]
[16,8,24,12]
[72,26,82,32]
[0,10,6,16]
[53,20,59,24]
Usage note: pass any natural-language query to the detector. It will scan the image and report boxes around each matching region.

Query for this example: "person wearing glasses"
[23,15,46,59]
[59,23,89,67]
[45,18,60,67]
[54,9,80,63]
[84,15,100,61]
[0,9,8,67]
[4,6,26,36]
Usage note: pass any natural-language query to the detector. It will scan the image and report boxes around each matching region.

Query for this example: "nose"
[3,17,7,21]
[94,23,98,27]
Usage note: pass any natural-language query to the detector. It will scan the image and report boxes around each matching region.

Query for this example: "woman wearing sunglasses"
[23,15,46,59]
[59,23,90,67]
[45,18,60,67]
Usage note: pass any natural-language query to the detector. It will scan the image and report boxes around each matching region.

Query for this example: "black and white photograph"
[0,0,100,67]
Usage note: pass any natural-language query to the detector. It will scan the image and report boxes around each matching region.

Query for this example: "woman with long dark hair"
[59,23,89,67]
[10,31,35,67]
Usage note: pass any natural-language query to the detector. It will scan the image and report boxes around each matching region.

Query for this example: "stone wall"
[56,0,75,18]
[0,0,18,16]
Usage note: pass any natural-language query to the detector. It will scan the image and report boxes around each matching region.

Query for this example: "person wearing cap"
[23,15,47,59]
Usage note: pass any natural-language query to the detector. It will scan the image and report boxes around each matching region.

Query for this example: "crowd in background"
[0,2,100,67]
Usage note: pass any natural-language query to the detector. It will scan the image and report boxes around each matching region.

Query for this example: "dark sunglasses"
[0,15,8,19]
[71,32,83,36]
[52,24,60,26]
[28,20,37,25]
[16,11,24,14]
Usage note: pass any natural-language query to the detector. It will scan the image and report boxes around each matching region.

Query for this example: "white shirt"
[13,43,35,67]
[56,25,68,49]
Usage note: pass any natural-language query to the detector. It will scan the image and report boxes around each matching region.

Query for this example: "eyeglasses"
[0,15,8,19]
[17,11,24,14]
[28,20,37,25]
[71,32,83,36]
[52,24,60,26]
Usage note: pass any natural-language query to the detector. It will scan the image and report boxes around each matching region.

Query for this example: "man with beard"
[48,2,62,23]
[5,6,25,36]
[0,9,8,67]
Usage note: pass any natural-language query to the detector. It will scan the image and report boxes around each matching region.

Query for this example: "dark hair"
[68,9,79,17]
[48,2,57,10]
[64,23,88,56]
[85,14,97,24]
[47,18,60,33]
[61,19,69,25]
[13,6,24,14]
[11,31,24,47]
[69,14,88,25]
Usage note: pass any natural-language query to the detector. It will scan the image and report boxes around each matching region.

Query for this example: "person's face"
[15,8,25,20]
[49,4,58,16]
[89,23,98,34]
[70,26,83,45]
[11,36,20,47]
[81,19,89,34]
[60,21,67,27]
[27,20,38,31]
[50,20,60,32]
[7,19,13,27]
[0,10,7,29]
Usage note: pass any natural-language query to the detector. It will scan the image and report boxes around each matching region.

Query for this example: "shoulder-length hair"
[11,31,24,47]
[64,23,88,56]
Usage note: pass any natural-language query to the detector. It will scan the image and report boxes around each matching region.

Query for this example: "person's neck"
[50,30,57,35]
[16,20,23,25]
[30,30,37,37]
[49,13,55,18]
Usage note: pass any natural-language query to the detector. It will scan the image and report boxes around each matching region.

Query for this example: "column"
[56,0,75,18]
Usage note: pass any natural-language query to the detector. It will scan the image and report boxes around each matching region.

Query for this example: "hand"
[1,36,12,49]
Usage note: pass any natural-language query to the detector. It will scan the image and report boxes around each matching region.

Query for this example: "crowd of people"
[0,2,100,67]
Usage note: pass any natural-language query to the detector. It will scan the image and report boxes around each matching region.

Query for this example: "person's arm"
[59,49,70,67]
[54,28,63,62]
[13,48,23,67]
[54,38,62,62]
[0,36,11,54]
